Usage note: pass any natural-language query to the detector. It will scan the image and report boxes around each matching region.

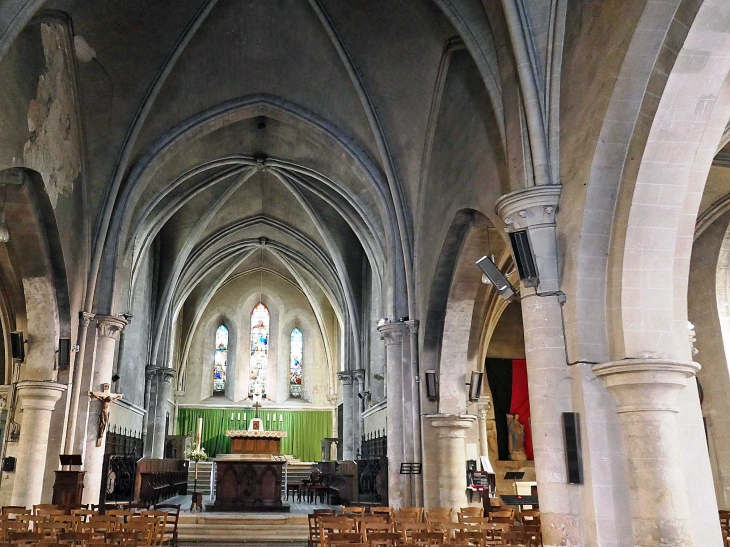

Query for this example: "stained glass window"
[213,325,228,393]
[290,328,303,397]
[249,303,270,398]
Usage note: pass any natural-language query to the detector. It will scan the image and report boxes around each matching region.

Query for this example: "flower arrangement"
[184,446,209,462]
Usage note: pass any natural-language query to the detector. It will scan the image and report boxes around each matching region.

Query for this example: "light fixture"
[425,370,438,401]
[467,371,483,402]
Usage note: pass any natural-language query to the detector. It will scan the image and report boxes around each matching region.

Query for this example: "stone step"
[178,522,309,543]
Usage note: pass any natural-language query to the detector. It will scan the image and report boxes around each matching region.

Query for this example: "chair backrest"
[327,531,364,546]
[430,522,461,541]
[308,514,321,543]
[320,516,354,541]
[489,517,513,525]
[458,516,490,530]
[58,531,94,546]
[1,507,29,518]
[426,508,454,523]
[141,509,168,545]
[8,531,43,543]
[38,521,68,539]
[459,507,483,518]
[397,507,424,523]
[314,509,336,516]
[362,521,394,538]
[397,521,429,541]
[490,509,514,519]
[33,505,58,515]
[412,531,445,546]
[366,531,403,546]
[342,507,366,515]
[455,530,487,546]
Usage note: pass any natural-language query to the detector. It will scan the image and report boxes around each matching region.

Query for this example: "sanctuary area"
[0,1,730,546]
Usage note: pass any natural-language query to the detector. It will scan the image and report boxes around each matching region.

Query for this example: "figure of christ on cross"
[89,383,123,447]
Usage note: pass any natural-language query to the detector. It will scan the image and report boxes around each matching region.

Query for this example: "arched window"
[290,328,303,397]
[213,325,228,393]
[249,303,270,398]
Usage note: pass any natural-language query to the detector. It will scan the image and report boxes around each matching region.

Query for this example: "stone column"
[82,315,128,505]
[353,369,365,458]
[142,365,159,458]
[11,381,66,507]
[151,368,175,459]
[593,359,699,546]
[338,372,355,460]
[477,405,489,466]
[426,414,475,513]
[378,321,407,508]
[496,186,582,546]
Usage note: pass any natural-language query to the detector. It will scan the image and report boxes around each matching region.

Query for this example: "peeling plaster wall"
[21,275,59,381]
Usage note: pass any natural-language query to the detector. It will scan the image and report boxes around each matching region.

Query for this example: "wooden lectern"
[53,455,85,506]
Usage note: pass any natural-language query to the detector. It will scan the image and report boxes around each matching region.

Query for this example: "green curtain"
[176,407,333,461]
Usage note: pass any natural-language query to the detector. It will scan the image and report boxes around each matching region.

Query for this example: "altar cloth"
[224,430,288,439]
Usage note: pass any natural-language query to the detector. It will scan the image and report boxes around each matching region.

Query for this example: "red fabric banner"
[509,359,533,460]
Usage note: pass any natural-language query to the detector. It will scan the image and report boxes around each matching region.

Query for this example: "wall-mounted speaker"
[563,412,583,485]
[2,457,15,472]
[508,230,539,287]
[468,371,483,402]
[58,338,71,368]
[10,332,23,362]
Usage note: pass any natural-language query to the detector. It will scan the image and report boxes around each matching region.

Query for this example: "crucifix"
[89,383,123,447]
[252,401,261,419]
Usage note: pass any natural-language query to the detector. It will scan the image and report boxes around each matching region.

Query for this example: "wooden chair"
[7,531,43,545]
[107,530,142,546]
[519,510,539,526]
[342,507,366,516]
[0,521,26,540]
[154,503,180,547]
[51,515,82,532]
[490,510,514,520]
[500,531,528,546]
[1,507,29,519]
[37,521,68,540]
[426,509,453,524]
[367,531,404,546]
[430,522,461,542]
[141,510,168,546]
[314,509,336,516]
[327,531,364,546]
[396,508,424,523]
[57,531,94,546]
[308,514,322,547]
[412,531,445,545]
[457,517,490,531]
[459,508,483,519]
[70,509,97,523]
[371,507,395,520]
[454,531,487,546]
[123,519,155,547]
[108,510,135,523]
[320,516,355,547]
[16,514,45,530]
[33,505,58,516]
[483,523,511,544]
[362,521,394,538]
[396,522,429,543]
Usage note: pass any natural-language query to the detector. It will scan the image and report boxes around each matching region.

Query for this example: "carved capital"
[477,406,489,420]
[404,319,419,335]
[80,311,96,328]
[145,365,160,380]
[96,315,129,339]
[338,371,354,386]
[377,322,406,346]
[495,186,562,232]
[157,368,176,383]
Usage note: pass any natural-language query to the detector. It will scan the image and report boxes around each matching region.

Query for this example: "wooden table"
[225,430,288,455]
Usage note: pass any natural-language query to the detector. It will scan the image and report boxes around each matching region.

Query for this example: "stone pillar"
[151,368,175,459]
[142,365,159,458]
[338,372,356,460]
[353,369,365,458]
[496,186,582,546]
[594,359,699,546]
[426,414,475,513]
[378,321,407,508]
[477,404,489,466]
[82,315,127,505]
[11,381,66,507]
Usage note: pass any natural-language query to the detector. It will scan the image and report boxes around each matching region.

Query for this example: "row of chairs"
[309,507,541,547]
[0,503,181,547]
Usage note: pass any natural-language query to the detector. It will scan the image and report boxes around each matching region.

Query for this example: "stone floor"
[168,493,334,545]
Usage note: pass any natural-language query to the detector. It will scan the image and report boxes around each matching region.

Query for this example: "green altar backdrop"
[176,408,333,461]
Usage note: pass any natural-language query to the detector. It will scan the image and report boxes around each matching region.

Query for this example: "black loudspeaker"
[2,457,15,472]
[468,371,483,402]
[10,332,24,362]
[508,230,539,287]
[58,338,71,368]
[563,412,583,485]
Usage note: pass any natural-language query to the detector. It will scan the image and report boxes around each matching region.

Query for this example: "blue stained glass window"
[249,303,270,398]
[213,325,228,393]
[290,328,303,397]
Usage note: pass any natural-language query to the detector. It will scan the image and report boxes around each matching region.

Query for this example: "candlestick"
[237,412,241,421]
[196,417,203,450]
[272,413,276,422]
[231,412,234,421]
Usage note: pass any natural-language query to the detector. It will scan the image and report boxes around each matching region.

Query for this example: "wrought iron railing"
[360,430,387,458]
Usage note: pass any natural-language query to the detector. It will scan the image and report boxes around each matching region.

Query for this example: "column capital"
[157,368,176,383]
[352,369,365,382]
[338,371,354,386]
[80,311,96,327]
[16,380,66,411]
[377,321,407,346]
[426,413,476,437]
[593,359,700,413]
[477,406,489,420]
[495,185,562,231]
[145,365,160,379]
[95,315,129,339]
[404,319,419,335]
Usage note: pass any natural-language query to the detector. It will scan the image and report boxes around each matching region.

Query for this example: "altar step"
[178,514,309,545]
